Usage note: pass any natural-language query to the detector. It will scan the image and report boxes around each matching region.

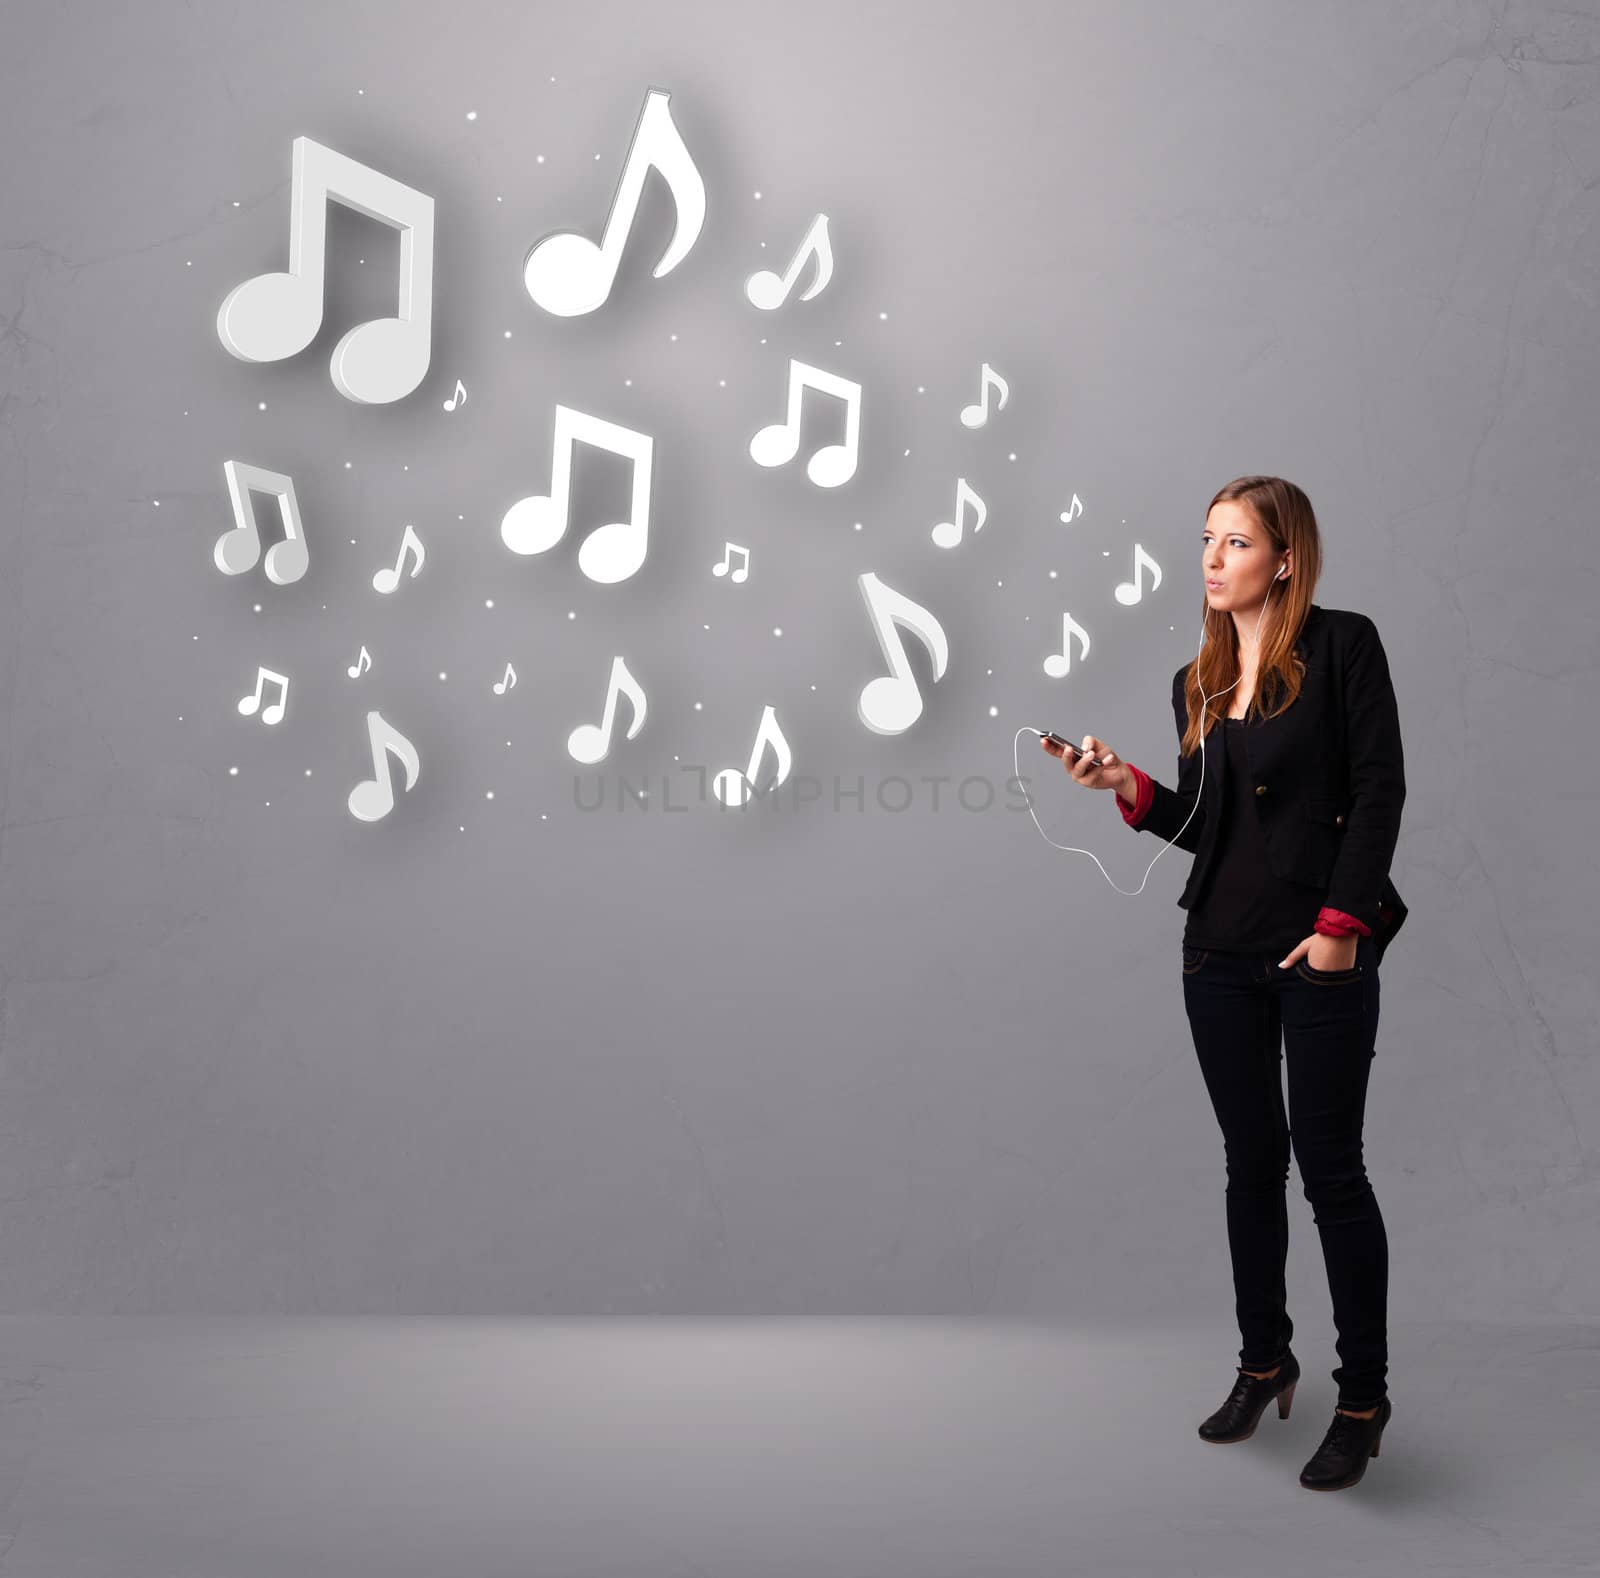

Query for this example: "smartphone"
[1042,731,1100,765]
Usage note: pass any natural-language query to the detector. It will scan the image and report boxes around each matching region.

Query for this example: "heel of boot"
[1277,1379,1296,1419]
[1369,1436,1381,1458]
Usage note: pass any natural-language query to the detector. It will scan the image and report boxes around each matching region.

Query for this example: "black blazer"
[1129,603,1409,963]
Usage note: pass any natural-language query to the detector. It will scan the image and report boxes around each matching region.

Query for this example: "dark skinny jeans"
[1181,929,1388,1408]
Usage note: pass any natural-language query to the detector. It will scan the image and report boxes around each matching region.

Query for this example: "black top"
[1181,716,1327,954]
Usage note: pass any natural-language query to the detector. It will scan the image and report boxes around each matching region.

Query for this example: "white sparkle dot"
[670,333,677,341]
[496,195,502,202]
[265,800,270,806]
[773,626,782,637]
[541,813,547,820]
[810,683,816,691]
[624,378,631,386]
[460,825,465,832]
[693,702,703,711]
[997,579,1003,586]
[504,329,512,338]
[536,154,544,163]
[485,789,494,799]
[917,385,925,393]
[153,499,160,507]
[305,769,312,776]
[350,538,355,545]
[485,598,494,608]
[192,634,198,639]
[834,339,842,346]
[232,200,240,207]
[358,88,364,94]
[178,715,183,721]
[904,448,911,456]
[1009,452,1017,461]
[853,521,862,531]
[466,110,477,120]
[759,338,766,345]
[439,671,447,680]
[567,610,575,620]
[703,623,710,630]
[344,460,351,468]
[258,401,266,410]
[229,765,238,775]
[402,464,408,471]
[753,190,761,199]
[1049,569,1058,579]
[183,411,188,416]
[458,514,464,520]
[988,705,999,717]
[879,310,887,320]
[718,378,726,387]
[252,603,261,612]
[594,153,600,160]
[185,261,192,268]
[986,668,993,676]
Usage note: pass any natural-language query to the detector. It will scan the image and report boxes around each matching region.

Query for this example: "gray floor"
[0,1315,1594,1577]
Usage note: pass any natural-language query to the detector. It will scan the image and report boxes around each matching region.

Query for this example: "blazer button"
[1335,814,1345,827]
[1254,784,1267,796]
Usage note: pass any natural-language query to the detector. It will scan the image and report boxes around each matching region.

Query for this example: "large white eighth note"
[501,405,653,584]
[523,86,706,317]
[568,655,647,765]
[749,359,862,488]
[713,705,792,807]
[217,137,434,404]
[856,571,949,735]
[347,710,420,823]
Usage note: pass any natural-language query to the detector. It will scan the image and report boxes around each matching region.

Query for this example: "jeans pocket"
[1182,946,1209,975]
[1293,957,1363,985]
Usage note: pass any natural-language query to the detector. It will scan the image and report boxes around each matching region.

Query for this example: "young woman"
[1042,475,1407,1492]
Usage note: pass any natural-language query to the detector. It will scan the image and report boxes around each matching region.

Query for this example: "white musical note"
[749,358,862,488]
[216,461,309,585]
[346,644,372,679]
[492,662,517,696]
[1114,542,1162,605]
[1043,612,1091,679]
[1058,493,1084,523]
[960,362,1010,428]
[523,87,706,317]
[745,213,834,310]
[347,709,421,823]
[567,655,646,764]
[373,524,425,594]
[855,571,949,735]
[930,477,987,550]
[216,137,434,404]
[442,378,467,412]
[712,704,792,807]
[500,405,653,584]
[712,541,750,583]
[237,665,290,726]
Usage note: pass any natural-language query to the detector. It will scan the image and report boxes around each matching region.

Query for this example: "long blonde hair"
[1178,476,1321,757]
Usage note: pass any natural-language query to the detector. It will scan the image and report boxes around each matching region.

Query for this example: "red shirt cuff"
[1116,764,1154,826]
[1315,907,1372,937]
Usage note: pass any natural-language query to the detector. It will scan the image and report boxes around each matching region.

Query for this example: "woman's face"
[1202,501,1286,610]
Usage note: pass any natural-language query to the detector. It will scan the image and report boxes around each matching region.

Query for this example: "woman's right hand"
[1041,734,1132,798]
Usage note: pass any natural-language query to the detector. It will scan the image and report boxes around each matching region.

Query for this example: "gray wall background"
[1,0,1595,1317]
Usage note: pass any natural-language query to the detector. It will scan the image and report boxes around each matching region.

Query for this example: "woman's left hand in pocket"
[1278,932,1359,972]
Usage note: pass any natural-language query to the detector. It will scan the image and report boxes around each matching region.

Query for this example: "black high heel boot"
[1197,1348,1301,1443]
[1299,1396,1391,1490]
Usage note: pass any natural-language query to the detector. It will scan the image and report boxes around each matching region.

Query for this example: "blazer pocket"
[1306,796,1344,826]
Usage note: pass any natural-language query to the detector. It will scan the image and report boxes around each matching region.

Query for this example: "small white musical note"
[1114,542,1162,605]
[960,362,1010,428]
[1043,613,1091,679]
[216,137,435,404]
[745,213,834,310]
[216,461,309,585]
[442,378,467,412]
[712,704,792,807]
[373,523,425,594]
[523,87,706,317]
[1058,493,1084,523]
[856,571,949,735]
[492,662,517,696]
[750,358,862,488]
[500,405,653,584]
[237,665,290,725]
[347,709,421,823]
[346,644,372,679]
[930,477,987,550]
[712,541,750,583]
[567,654,646,764]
